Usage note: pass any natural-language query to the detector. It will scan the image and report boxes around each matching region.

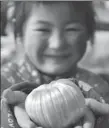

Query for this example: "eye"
[35,28,50,33]
[65,23,85,32]
[66,28,80,32]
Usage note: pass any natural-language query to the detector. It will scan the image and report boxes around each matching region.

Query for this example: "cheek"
[66,31,87,44]
[66,31,88,55]
[77,32,88,56]
[24,33,47,61]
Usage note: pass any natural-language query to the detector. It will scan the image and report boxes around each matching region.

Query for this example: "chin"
[40,64,72,76]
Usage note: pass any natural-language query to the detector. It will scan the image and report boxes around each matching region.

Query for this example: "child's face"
[21,2,88,75]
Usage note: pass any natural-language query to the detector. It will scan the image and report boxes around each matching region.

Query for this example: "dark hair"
[14,1,95,39]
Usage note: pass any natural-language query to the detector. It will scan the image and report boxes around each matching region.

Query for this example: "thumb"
[2,89,27,104]
[85,98,109,115]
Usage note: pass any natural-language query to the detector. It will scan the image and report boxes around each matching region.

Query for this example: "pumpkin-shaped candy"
[25,79,85,128]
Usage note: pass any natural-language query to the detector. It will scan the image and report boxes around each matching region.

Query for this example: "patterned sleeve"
[1,63,24,93]
[75,68,109,103]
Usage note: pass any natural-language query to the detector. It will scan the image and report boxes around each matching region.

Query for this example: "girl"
[1,1,109,128]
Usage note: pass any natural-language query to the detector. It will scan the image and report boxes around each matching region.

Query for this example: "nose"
[48,31,67,50]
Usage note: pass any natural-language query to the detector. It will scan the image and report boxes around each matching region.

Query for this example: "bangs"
[14,1,95,38]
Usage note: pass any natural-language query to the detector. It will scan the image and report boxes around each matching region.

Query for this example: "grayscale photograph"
[1,1,109,128]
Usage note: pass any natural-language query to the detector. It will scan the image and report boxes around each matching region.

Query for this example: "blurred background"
[79,1,109,76]
[1,1,109,76]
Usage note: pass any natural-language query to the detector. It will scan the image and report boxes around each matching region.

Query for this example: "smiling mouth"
[43,53,72,58]
[43,49,73,60]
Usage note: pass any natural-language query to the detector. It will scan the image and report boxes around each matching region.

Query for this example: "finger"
[83,107,95,128]
[2,89,15,104]
[14,103,38,128]
[85,98,109,115]
[10,81,37,91]
[2,89,27,104]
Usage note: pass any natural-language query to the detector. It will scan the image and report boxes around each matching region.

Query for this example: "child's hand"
[2,88,27,104]
[2,89,43,128]
[85,98,109,115]
[73,98,109,128]
[1,82,41,128]
[74,107,95,128]
[2,81,37,105]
